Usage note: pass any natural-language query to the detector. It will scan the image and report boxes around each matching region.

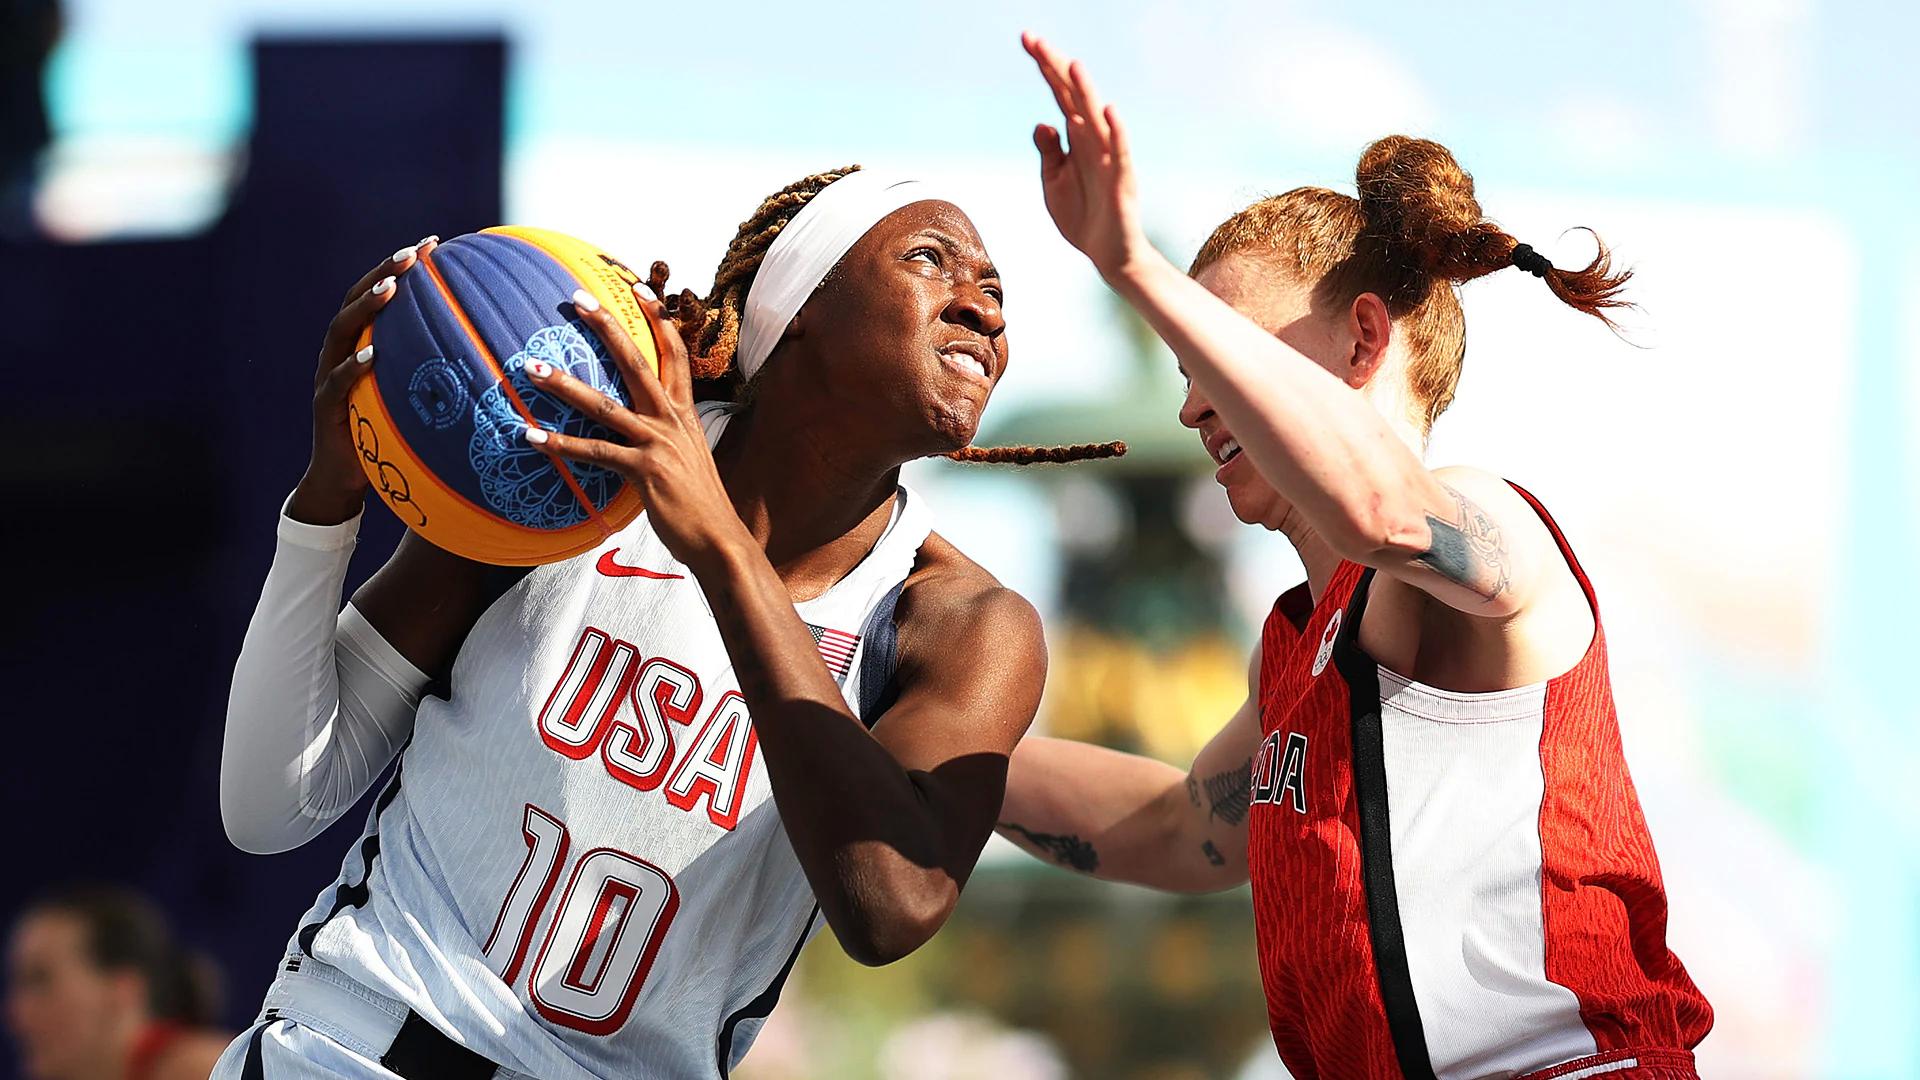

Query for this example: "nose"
[1178,377,1213,430]
[944,282,1005,341]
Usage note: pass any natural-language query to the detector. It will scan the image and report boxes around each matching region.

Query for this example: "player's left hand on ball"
[521,285,747,568]
[1021,32,1153,282]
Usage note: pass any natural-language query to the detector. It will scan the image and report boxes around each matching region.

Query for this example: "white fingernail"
[355,345,374,364]
[632,281,658,302]
[527,359,552,378]
[372,276,395,295]
[416,234,439,247]
[523,427,550,445]
[392,245,416,264]
[572,288,600,313]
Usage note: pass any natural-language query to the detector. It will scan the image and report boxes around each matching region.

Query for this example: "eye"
[983,282,1005,303]
[906,247,941,267]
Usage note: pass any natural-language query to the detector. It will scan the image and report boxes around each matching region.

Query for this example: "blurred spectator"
[5,886,229,1080]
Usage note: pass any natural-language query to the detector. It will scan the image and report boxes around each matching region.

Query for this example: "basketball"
[346,226,659,566]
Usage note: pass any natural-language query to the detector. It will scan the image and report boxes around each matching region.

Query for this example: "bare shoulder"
[1370,465,1595,687]
[894,531,1045,673]
[1429,464,1547,526]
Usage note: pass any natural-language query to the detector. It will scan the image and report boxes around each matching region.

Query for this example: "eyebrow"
[915,229,999,282]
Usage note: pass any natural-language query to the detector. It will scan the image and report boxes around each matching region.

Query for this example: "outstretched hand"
[1022,32,1155,283]
[522,287,748,570]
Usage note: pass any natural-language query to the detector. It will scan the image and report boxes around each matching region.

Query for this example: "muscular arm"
[1118,258,1576,620]
[689,540,1045,966]
[997,648,1261,893]
[1020,38,1580,626]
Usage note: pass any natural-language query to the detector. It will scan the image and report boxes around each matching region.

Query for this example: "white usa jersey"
[261,404,932,1079]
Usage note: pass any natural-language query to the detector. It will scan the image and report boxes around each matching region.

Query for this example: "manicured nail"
[391,245,416,264]
[354,345,374,364]
[526,359,553,379]
[523,426,550,445]
[416,234,439,247]
[632,281,658,302]
[372,276,395,296]
[571,288,600,313]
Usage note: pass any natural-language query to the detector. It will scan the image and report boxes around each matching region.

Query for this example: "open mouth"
[1212,437,1243,466]
[937,342,992,385]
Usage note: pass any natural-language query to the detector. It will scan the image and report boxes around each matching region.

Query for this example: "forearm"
[1000,737,1246,893]
[221,500,423,854]
[688,540,963,962]
[1112,254,1442,556]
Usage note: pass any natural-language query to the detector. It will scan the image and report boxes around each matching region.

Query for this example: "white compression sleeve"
[220,496,428,854]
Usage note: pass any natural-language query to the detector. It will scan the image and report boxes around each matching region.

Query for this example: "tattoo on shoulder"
[1201,839,1226,867]
[1414,484,1512,602]
[998,821,1099,873]
[1195,757,1253,827]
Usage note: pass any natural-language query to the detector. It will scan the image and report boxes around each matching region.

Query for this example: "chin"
[926,397,986,451]
[1224,483,1282,529]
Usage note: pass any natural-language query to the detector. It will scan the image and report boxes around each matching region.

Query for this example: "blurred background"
[3,0,1916,1077]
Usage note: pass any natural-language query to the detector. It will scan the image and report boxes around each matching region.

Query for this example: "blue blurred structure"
[1,36,503,1064]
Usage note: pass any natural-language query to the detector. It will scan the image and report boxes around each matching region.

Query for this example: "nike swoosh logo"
[595,549,685,580]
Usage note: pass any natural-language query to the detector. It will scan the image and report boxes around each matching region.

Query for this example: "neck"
[1273,504,1347,604]
[711,402,904,595]
[1277,392,1427,603]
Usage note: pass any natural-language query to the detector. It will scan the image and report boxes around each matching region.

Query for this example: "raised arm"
[221,239,513,853]
[1019,34,1580,624]
[527,294,1044,967]
[997,646,1262,893]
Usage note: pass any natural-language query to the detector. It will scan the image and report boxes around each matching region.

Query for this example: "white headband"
[736,170,954,381]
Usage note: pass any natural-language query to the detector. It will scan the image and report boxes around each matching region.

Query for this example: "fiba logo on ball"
[1311,609,1341,677]
[407,359,471,430]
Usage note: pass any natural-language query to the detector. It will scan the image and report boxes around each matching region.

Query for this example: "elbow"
[831,879,957,967]
[1330,488,1433,568]
[219,780,303,856]
[221,810,288,856]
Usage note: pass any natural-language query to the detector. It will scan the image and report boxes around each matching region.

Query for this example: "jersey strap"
[854,581,905,726]
[1328,568,1437,1080]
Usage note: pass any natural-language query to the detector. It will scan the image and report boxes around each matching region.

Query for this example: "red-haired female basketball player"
[995,35,1712,1079]
[213,171,1080,1079]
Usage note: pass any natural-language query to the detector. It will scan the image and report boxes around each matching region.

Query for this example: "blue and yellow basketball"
[345,226,658,566]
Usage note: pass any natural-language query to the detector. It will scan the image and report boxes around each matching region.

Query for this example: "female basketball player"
[995,34,1712,1078]
[215,170,1085,1078]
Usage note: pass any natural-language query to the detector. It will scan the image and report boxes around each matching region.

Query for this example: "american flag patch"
[807,624,861,683]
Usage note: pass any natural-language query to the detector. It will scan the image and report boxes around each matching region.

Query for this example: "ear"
[1343,292,1393,389]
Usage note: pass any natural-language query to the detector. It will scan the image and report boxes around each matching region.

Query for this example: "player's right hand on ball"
[288,236,438,526]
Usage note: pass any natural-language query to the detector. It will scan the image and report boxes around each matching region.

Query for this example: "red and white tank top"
[1246,485,1711,1080]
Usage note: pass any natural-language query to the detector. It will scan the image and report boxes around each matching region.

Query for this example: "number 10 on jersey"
[482,804,680,1035]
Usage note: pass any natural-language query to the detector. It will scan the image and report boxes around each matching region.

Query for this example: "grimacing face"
[5,911,138,1080]
[1180,253,1356,529]
[774,200,1007,457]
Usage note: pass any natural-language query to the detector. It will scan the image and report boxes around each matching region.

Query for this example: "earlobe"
[1345,293,1392,389]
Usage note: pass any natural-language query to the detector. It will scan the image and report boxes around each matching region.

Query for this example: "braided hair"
[649,165,1123,466]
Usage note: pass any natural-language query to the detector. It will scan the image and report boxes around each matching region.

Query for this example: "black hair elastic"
[1510,242,1553,279]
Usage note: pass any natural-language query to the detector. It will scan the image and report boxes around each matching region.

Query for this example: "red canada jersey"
[1246,485,1711,1080]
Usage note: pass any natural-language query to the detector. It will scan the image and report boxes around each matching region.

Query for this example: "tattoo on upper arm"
[1201,839,1226,867]
[1414,484,1512,602]
[1195,757,1253,827]
[998,821,1099,873]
